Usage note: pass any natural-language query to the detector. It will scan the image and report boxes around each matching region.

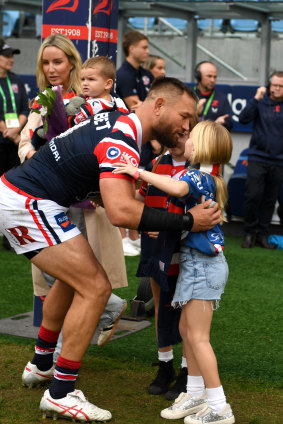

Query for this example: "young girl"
[113,120,235,424]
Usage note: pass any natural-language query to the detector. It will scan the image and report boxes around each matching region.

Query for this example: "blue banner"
[41,0,118,64]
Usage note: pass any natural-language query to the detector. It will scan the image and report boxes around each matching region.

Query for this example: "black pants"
[0,142,20,176]
[244,160,283,237]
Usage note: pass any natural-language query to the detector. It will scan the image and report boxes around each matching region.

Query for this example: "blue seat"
[272,20,283,33]
[230,19,258,32]
[128,17,155,30]
[2,10,20,37]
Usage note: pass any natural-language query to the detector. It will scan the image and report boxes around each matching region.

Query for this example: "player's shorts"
[0,175,81,256]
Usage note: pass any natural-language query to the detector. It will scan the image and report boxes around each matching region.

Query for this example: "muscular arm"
[100,177,221,232]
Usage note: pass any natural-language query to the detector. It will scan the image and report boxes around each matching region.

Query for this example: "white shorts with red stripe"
[0,176,80,255]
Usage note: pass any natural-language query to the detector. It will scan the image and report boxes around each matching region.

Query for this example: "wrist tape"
[138,205,194,232]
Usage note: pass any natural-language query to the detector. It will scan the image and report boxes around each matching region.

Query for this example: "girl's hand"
[113,154,138,177]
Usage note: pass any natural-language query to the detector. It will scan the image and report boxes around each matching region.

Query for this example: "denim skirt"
[172,246,229,308]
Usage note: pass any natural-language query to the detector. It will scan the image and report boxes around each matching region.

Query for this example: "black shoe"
[255,236,276,249]
[165,366,188,400]
[2,236,13,251]
[241,235,254,248]
[148,360,176,395]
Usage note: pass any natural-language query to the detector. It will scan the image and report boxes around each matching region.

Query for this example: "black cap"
[0,39,20,56]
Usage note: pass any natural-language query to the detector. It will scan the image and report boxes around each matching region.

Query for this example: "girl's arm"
[113,155,189,198]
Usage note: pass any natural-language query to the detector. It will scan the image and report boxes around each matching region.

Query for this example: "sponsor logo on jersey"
[54,212,76,232]
[106,146,120,159]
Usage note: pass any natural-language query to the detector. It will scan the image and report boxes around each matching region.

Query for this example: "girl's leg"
[181,299,220,388]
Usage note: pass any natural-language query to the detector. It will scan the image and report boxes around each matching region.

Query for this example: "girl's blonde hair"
[191,120,233,222]
[143,54,165,71]
[36,34,82,94]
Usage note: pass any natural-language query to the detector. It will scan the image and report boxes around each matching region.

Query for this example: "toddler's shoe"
[97,300,127,347]
[160,391,207,419]
[40,389,112,422]
[184,403,235,424]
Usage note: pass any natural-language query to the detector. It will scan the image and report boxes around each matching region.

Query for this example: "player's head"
[145,77,198,148]
[37,34,82,93]
[81,56,115,98]
[195,61,217,92]
[189,120,232,165]
[123,31,149,63]
[143,55,166,79]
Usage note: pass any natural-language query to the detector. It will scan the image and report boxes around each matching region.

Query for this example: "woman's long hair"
[36,34,82,94]
[191,120,233,222]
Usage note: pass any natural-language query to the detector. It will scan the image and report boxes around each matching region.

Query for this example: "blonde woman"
[18,33,82,162]
[113,120,235,424]
[143,54,166,79]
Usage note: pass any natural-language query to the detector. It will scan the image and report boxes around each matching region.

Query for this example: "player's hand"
[215,114,229,125]
[189,199,221,232]
[113,154,137,177]
[254,86,266,101]
[146,231,159,239]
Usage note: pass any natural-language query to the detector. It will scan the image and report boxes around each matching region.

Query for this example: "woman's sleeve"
[18,110,42,163]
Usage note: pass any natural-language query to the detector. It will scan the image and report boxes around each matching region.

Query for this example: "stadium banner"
[41,0,118,64]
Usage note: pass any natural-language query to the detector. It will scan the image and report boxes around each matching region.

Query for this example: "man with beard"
[194,61,233,131]
[0,77,221,423]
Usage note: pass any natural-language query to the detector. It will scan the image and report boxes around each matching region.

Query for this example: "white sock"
[206,386,227,412]
[181,356,187,368]
[158,350,173,362]
[186,375,205,398]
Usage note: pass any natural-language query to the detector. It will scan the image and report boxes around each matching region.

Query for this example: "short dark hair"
[146,76,198,103]
[123,30,148,56]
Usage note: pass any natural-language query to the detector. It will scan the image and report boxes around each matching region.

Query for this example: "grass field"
[0,233,282,424]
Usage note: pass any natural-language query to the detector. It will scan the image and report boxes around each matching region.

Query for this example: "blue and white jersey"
[5,111,142,207]
[180,167,225,255]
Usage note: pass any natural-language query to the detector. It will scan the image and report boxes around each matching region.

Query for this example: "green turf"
[0,235,283,423]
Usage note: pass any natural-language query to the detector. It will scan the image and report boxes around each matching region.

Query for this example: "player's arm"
[100,177,221,233]
[123,95,143,110]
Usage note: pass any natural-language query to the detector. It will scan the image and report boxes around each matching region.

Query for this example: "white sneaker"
[97,300,127,347]
[160,392,207,419]
[184,404,235,424]
[22,361,54,388]
[122,237,140,256]
[40,389,112,422]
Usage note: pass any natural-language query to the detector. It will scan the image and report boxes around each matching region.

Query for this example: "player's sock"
[31,325,60,371]
[49,356,81,399]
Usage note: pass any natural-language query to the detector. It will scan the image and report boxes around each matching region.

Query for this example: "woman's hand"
[113,154,138,178]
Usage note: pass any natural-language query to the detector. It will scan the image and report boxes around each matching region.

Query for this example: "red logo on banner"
[46,0,79,13]
[93,0,112,15]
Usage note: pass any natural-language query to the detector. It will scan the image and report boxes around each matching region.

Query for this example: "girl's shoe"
[184,404,235,424]
[160,391,207,420]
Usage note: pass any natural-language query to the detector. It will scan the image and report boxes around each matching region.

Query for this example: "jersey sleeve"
[94,133,140,181]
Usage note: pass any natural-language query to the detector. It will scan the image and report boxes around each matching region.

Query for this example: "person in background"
[116,30,154,254]
[194,61,233,131]
[113,120,235,424]
[0,39,29,250]
[143,54,166,79]
[239,71,283,249]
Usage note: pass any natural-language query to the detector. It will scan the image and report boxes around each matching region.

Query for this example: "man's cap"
[0,39,20,56]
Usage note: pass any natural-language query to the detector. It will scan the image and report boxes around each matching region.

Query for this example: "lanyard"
[0,76,17,114]
[194,86,215,118]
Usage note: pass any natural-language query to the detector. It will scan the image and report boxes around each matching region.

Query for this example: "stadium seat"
[271,20,283,33]
[197,19,223,31]
[2,10,20,37]
[230,19,259,32]
[128,17,155,30]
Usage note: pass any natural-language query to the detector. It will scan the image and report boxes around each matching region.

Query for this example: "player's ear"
[153,97,165,116]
